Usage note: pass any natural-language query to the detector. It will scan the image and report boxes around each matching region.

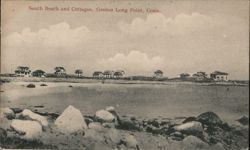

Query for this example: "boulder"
[170,131,184,141]
[105,106,115,112]
[27,84,35,88]
[102,122,115,128]
[1,107,15,119]
[21,109,48,127]
[182,135,209,149]
[118,116,141,131]
[182,116,197,123]
[10,119,42,139]
[88,122,104,131]
[197,112,223,126]
[11,108,23,114]
[95,109,115,123]
[105,128,122,145]
[121,133,139,149]
[55,105,87,133]
[237,116,249,126]
[0,128,7,140]
[174,121,203,135]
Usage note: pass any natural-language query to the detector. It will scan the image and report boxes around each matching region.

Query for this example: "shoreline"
[1,77,248,86]
[0,106,249,150]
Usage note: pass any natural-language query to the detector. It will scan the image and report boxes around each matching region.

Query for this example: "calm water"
[1,82,249,123]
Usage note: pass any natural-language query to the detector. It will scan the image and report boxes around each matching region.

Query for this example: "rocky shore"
[0,106,249,150]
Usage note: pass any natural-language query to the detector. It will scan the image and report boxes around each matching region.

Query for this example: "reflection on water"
[1,82,249,123]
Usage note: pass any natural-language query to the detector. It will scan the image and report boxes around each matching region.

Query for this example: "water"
[1,82,249,123]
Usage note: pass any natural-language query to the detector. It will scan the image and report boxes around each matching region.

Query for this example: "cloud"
[119,12,213,37]
[96,51,164,75]
[4,22,90,48]
[2,22,90,72]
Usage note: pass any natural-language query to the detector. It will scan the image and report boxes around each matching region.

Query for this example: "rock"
[27,84,36,88]
[0,128,7,140]
[55,105,87,133]
[11,107,23,114]
[237,116,249,126]
[170,131,185,141]
[85,117,94,125]
[21,109,48,127]
[105,128,122,145]
[174,121,203,135]
[212,142,225,150]
[10,119,42,139]
[197,112,223,126]
[1,107,15,119]
[121,133,139,149]
[40,83,47,86]
[102,122,115,128]
[118,117,141,131]
[182,135,209,149]
[105,106,115,112]
[88,122,104,131]
[95,109,115,123]
[182,116,197,123]
[170,131,184,138]
[0,116,12,130]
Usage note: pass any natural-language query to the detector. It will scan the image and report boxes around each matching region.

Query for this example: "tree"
[75,69,83,77]
[154,70,163,78]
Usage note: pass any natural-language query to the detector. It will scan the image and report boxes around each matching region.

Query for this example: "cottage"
[180,73,190,79]
[93,71,103,79]
[32,70,46,77]
[113,70,125,79]
[192,71,208,81]
[210,71,229,81]
[154,70,163,78]
[54,67,66,76]
[103,70,114,79]
[15,66,31,77]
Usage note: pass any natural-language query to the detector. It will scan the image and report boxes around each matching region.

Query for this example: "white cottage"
[210,71,229,81]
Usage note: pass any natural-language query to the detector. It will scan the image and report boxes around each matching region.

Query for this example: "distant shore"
[0,76,248,86]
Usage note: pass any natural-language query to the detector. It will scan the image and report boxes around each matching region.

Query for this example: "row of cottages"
[179,71,229,81]
[93,70,125,79]
[15,66,47,77]
[14,66,82,77]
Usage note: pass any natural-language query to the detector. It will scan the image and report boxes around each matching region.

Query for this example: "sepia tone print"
[0,0,249,149]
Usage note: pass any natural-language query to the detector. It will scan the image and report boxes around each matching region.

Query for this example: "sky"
[1,0,249,80]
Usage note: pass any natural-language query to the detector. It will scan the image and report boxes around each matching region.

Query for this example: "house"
[54,67,66,76]
[180,73,190,79]
[154,70,163,78]
[75,69,83,77]
[113,70,125,79]
[32,70,46,77]
[210,71,229,81]
[103,70,114,79]
[192,71,208,81]
[93,71,103,79]
[15,66,31,77]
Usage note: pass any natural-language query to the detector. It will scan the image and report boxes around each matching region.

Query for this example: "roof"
[211,71,228,75]
[103,70,113,74]
[33,70,46,73]
[180,73,190,76]
[93,71,103,75]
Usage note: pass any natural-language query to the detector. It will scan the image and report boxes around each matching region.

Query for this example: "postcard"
[0,0,249,149]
